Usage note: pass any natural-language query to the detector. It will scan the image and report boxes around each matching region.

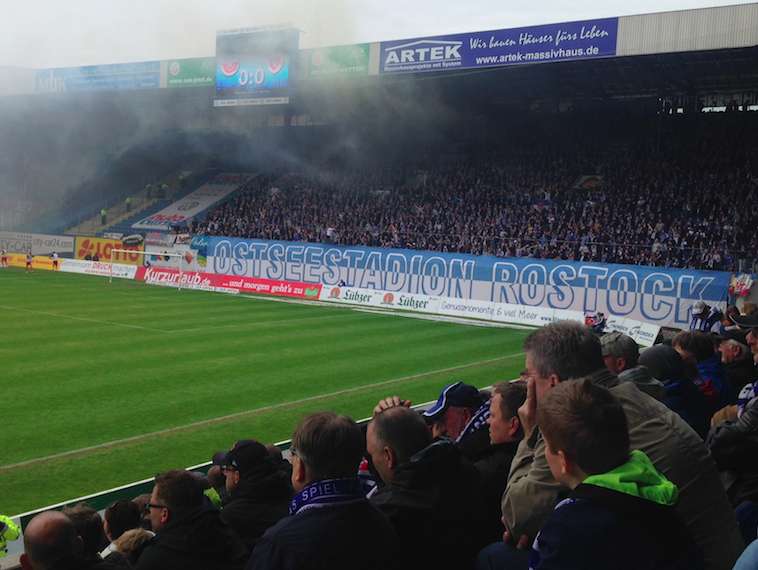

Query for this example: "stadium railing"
[1,398,445,567]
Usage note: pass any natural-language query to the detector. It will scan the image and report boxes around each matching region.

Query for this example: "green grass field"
[0,268,529,515]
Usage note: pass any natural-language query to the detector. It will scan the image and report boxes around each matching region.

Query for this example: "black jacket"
[247,498,401,570]
[533,483,701,570]
[723,359,757,394]
[49,556,123,570]
[474,441,520,541]
[134,506,248,570]
[370,439,490,569]
[221,467,292,553]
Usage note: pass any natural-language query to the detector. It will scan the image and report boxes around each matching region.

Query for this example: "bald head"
[22,511,81,570]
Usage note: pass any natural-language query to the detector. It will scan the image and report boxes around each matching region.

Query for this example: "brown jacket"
[502,368,744,570]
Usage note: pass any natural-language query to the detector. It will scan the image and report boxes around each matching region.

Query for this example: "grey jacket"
[502,368,744,570]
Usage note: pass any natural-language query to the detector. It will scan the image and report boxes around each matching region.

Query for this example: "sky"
[0,0,754,69]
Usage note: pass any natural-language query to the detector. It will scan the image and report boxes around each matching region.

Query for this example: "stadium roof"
[3,2,757,97]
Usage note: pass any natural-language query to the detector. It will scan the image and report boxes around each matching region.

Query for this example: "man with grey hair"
[478,321,743,570]
[718,338,756,394]
[601,331,665,400]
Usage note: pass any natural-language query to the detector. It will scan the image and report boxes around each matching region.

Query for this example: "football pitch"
[0,268,529,515]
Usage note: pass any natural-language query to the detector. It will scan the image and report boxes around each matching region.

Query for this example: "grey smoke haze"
[0,0,754,68]
[0,0,753,231]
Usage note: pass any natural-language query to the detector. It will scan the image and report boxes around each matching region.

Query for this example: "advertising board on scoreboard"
[214,28,299,107]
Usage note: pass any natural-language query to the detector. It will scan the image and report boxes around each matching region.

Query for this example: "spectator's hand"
[373,396,411,416]
[518,376,538,437]
[430,421,447,440]
[503,528,530,550]
[711,405,738,427]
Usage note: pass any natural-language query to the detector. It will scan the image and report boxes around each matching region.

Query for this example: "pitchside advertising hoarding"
[205,237,729,330]
[136,266,322,299]
[35,61,161,93]
[379,17,618,74]
[0,231,74,255]
[74,237,144,266]
[214,28,299,107]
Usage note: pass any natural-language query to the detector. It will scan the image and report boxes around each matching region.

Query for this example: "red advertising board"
[135,267,322,300]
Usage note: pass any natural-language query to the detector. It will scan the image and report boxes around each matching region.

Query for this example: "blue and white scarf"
[456,400,491,443]
[289,477,365,516]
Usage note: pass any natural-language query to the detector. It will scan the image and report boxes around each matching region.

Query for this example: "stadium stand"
[193,111,758,272]
[5,3,758,570]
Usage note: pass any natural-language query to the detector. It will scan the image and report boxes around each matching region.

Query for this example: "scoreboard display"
[214,27,299,107]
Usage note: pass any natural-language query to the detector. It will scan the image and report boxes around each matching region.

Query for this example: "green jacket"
[584,450,678,506]
[0,515,20,557]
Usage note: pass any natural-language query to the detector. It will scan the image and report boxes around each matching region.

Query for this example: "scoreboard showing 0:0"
[214,55,290,104]
[214,27,298,107]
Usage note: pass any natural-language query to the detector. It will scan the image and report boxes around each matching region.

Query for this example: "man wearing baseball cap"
[708,311,758,537]
[690,300,724,334]
[218,440,292,555]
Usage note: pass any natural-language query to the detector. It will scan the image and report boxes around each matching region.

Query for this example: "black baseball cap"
[732,313,758,329]
[423,381,484,420]
[217,440,268,475]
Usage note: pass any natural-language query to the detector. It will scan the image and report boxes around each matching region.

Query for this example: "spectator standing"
[248,412,401,570]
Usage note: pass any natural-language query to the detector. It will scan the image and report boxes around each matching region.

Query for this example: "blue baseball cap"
[423,382,484,420]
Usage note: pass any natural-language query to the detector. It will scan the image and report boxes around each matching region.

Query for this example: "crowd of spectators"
[194,116,758,272]
[13,309,758,569]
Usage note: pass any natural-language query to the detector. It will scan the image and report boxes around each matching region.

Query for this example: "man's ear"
[548,373,561,389]
[20,553,33,570]
[292,454,307,486]
[508,416,521,439]
[557,449,571,478]
[383,446,396,471]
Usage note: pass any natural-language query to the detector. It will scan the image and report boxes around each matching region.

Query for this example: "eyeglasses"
[144,503,167,514]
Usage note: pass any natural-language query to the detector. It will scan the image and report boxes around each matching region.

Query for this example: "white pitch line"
[0,305,171,333]
[174,312,354,334]
[0,350,525,472]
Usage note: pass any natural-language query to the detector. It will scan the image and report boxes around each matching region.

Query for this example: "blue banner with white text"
[379,17,618,74]
[206,237,729,329]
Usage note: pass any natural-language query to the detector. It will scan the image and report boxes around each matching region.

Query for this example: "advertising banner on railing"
[61,259,138,280]
[0,231,74,255]
[319,284,660,344]
[35,61,160,93]
[136,266,322,299]
[74,236,144,265]
[206,237,728,330]
[132,175,247,231]
[164,57,215,88]
[303,44,371,78]
[379,17,618,75]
